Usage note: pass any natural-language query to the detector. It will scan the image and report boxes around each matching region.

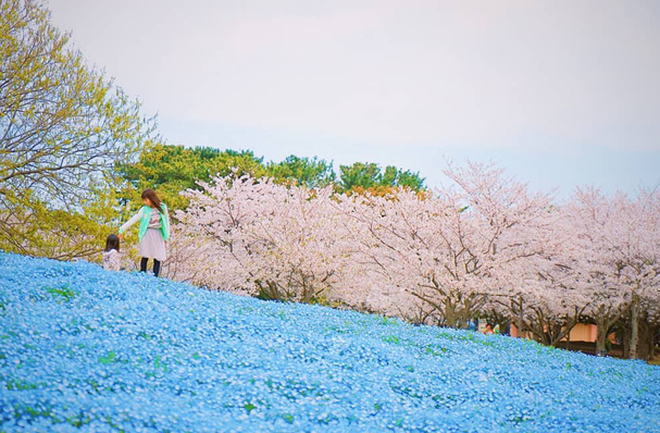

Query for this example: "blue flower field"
[1,253,659,432]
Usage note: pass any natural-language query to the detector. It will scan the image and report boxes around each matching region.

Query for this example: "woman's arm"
[119,211,142,235]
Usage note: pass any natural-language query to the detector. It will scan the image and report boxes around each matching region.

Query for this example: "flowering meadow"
[1,253,659,432]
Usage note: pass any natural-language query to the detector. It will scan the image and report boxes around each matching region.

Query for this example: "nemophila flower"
[0,253,659,432]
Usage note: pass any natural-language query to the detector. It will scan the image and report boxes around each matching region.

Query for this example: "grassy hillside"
[0,253,659,432]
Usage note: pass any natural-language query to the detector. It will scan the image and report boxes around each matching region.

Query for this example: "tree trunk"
[621,323,631,359]
[508,297,526,338]
[652,324,660,360]
[632,314,653,361]
[595,319,609,357]
[640,320,652,361]
[629,295,640,360]
[444,299,456,328]
[498,318,511,336]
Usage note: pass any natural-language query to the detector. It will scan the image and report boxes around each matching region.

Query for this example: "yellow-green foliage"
[0,0,154,260]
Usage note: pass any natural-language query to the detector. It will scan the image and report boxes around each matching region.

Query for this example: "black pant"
[140,257,161,277]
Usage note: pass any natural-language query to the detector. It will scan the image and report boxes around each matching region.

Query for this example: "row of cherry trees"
[165,163,660,359]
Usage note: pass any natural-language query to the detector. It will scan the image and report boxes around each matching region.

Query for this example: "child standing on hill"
[102,234,122,271]
[118,189,170,277]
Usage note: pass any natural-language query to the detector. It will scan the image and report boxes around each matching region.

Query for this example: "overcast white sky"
[48,0,660,198]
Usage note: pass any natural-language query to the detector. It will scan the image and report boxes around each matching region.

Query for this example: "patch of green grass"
[66,413,92,427]
[425,346,449,356]
[154,354,167,372]
[44,285,78,303]
[325,325,348,334]
[382,335,400,345]
[439,331,496,347]
[99,351,117,365]
[13,402,54,420]
[380,316,400,326]
[137,332,154,340]
[87,379,101,394]
[5,379,40,391]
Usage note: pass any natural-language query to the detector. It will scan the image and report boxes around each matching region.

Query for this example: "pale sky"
[48,0,660,198]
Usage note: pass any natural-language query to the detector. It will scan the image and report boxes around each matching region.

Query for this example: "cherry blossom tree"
[640,188,660,359]
[336,188,479,325]
[174,175,357,303]
[612,189,660,359]
[564,187,660,358]
[337,162,556,330]
[441,162,557,334]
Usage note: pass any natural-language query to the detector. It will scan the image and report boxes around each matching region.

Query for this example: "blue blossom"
[0,253,659,432]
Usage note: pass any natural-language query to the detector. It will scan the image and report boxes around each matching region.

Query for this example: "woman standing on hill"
[118,189,170,277]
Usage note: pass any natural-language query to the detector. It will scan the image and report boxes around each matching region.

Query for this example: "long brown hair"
[105,234,120,252]
[141,188,164,213]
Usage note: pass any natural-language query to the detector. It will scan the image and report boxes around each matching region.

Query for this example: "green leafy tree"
[383,166,425,190]
[0,0,155,259]
[339,162,425,193]
[339,162,382,191]
[266,155,336,189]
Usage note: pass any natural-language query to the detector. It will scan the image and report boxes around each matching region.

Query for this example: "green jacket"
[119,204,170,241]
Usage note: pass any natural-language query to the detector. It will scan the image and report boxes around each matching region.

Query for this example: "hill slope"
[0,253,659,432]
